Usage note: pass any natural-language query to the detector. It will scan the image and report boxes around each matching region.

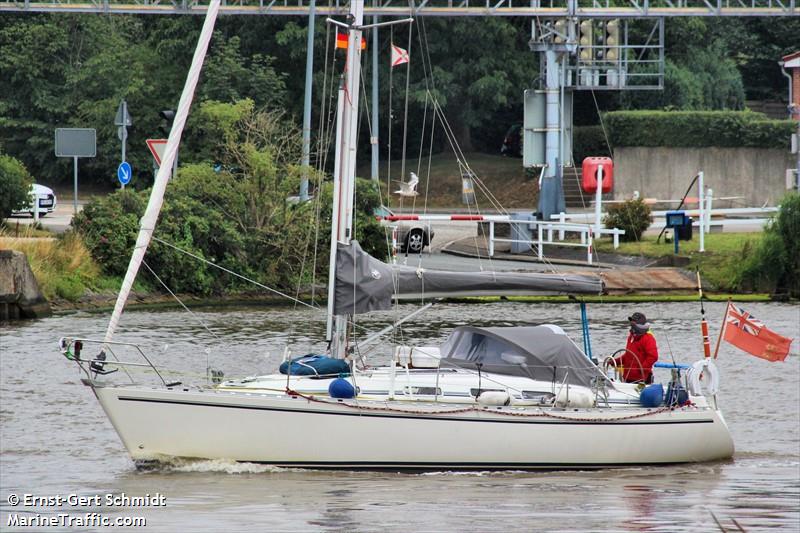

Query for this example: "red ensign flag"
[722,302,792,362]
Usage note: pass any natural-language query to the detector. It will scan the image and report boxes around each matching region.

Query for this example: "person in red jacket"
[613,312,659,383]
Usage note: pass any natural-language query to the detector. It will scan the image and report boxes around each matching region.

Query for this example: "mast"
[326,0,365,358]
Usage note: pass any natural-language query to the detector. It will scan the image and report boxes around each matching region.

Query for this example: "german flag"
[336,31,366,50]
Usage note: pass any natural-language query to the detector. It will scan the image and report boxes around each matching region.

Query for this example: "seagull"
[394,172,419,197]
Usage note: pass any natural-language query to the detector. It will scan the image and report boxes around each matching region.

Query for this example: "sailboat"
[58,0,733,469]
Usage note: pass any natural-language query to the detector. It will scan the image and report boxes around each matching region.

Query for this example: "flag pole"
[712,299,731,359]
[697,269,711,358]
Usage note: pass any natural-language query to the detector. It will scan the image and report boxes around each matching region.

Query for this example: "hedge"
[603,110,795,150]
[573,125,611,162]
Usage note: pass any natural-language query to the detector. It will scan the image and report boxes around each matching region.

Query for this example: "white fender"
[477,391,512,406]
[555,388,596,408]
[688,359,720,396]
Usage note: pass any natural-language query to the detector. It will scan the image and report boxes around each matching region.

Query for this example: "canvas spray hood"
[333,241,604,315]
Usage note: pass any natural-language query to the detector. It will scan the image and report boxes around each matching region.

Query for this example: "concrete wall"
[613,147,794,206]
[0,250,51,320]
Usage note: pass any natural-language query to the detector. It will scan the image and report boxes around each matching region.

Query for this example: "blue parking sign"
[117,161,132,185]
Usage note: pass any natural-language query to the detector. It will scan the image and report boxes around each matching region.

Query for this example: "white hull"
[94,385,734,469]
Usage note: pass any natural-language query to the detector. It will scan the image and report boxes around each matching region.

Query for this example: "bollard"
[488,221,495,257]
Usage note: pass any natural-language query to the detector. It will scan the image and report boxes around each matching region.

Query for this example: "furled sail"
[333,241,604,315]
[103,0,221,344]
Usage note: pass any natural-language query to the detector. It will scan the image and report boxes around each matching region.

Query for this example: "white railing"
[487,220,614,266]
[553,212,626,248]
[552,193,778,235]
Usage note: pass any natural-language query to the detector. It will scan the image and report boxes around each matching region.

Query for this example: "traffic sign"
[55,128,96,158]
[146,139,167,166]
[115,100,132,126]
[117,161,132,185]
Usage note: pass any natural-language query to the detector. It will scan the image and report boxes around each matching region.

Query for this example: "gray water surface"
[1,301,798,532]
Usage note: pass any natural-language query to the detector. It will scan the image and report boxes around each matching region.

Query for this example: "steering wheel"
[603,348,645,382]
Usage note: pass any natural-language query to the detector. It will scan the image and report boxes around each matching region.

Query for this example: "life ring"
[688,359,720,396]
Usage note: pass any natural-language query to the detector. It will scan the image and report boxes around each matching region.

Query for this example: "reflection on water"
[1,301,798,531]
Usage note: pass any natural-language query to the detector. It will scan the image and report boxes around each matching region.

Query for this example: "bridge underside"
[0,0,796,16]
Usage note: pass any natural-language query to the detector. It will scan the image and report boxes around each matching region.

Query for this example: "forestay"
[333,241,604,315]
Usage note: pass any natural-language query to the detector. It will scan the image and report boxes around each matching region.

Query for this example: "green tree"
[622,42,744,111]
[0,154,34,218]
[739,193,800,297]
[400,18,538,151]
[199,34,287,109]
[0,15,158,187]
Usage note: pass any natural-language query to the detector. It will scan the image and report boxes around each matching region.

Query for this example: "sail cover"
[440,325,604,388]
[333,241,603,315]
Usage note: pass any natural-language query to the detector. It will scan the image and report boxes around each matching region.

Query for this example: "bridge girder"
[0,0,796,17]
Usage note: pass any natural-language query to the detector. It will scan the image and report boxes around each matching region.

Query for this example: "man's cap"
[628,312,647,324]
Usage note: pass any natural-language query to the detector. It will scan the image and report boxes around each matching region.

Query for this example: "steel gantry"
[0,0,796,16]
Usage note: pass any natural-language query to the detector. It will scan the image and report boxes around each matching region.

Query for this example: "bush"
[739,193,800,297]
[603,199,652,241]
[73,189,145,277]
[604,111,795,149]
[0,154,34,219]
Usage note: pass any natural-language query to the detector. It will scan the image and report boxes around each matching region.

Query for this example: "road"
[397,221,564,272]
[4,201,82,234]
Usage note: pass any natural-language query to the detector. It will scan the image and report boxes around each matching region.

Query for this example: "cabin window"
[403,386,441,396]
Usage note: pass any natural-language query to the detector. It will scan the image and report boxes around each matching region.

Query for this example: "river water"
[1,301,798,532]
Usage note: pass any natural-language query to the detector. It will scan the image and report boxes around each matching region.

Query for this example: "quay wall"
[0,250,51,320]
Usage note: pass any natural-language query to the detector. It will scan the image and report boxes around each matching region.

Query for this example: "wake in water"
[134,456,292,474]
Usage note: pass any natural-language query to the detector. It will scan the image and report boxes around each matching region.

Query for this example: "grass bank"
[0,225,120,301]
[594,232,762,292]
[367,151,535,209]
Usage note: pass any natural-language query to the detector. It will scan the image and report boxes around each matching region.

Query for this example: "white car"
[375,206,434,254]
[12,184,57,217]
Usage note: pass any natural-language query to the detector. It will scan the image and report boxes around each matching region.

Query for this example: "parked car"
[11,184,57,217]
[375,206,435,254]
[500,124,522,158]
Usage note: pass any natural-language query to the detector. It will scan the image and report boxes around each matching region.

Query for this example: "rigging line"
[310,23,341,307]
[314,7,333,174]
[294,168,324,307]
[398,2,414,187]
[414,16,437,227]
[422,91,436,217]
[141,260,219,384]
[410,89,430,216]
[387,24,394,207]
[151,236,319,311]
[426,99,505,220]
[415,17,488,222]
[143,261,222,344]
[359,40,375,141]
[317,18,339,176]
[425,97,505,215]
[417,14,436,97]
[413,16,523,271]
[591,89,613,156]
